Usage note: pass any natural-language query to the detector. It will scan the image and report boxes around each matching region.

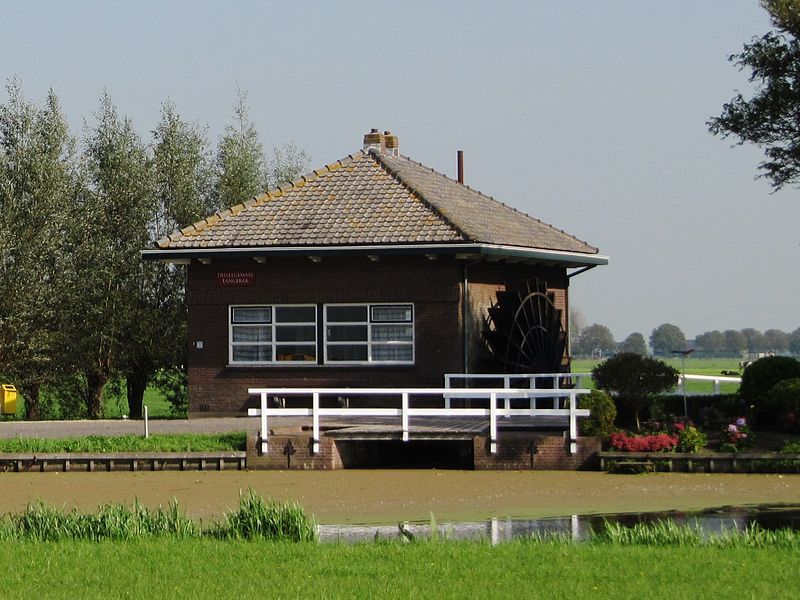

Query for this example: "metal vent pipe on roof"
[457,150,464,184]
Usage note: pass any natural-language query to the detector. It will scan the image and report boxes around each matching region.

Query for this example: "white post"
[444,375,451,409]
[489,392,497,454]
[553,375,560,409]
[490,518,500,546]
[571,514,580,541]
[402,392,409,442]
[143,405,149,439]
[529,376,536,410]
[714,379,720,395]
[312,392,320,454]
[568,392,577,454]
[260,392,269,454]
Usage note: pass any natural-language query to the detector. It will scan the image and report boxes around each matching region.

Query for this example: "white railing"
[247,387,590,456]
[677,374,741,395]
[444,373,592,410]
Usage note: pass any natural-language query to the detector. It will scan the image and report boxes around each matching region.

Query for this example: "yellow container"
[1,384,17,415]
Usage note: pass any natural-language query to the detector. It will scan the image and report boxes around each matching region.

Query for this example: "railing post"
[312,392,320,454]
[568,392,577,454]
[529,376,536,410]
[260,392,269,454]
[489,392,497,454]
[553,375,560,409]
[714,379,720,395]
[503,376,510,414]
[444,375,451,409]
[402,392,409,442]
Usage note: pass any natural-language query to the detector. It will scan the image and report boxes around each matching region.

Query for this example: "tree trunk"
[86,370,107,419]
[23,383,40,420]
[126,372,148,420]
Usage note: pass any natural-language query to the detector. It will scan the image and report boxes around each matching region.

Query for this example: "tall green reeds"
[0,491,317,542]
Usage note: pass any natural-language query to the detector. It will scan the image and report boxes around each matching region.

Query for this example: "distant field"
[572,357,742,394]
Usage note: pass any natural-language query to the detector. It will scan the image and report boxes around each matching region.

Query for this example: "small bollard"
[144,405,149,439]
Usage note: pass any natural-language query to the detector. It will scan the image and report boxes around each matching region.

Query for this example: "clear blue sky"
[2,1,797,340]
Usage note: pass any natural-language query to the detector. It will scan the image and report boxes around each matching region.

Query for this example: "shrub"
[578,390,616,438]
[763,378,800,433]
[781,439,800,453]
[675,424,707,453]
[592,354,679,431]
[609,432,678,452]
[740,356,800,403]
[720,417,754,452]
[214,490,317,542]
[652,394,743,424]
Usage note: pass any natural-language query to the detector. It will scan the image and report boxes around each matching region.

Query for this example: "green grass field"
[0,539,795,599]
[0,433,246,453]
[572,357,742,394]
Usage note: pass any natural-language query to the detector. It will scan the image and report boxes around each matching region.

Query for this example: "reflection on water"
[318,505,800,544]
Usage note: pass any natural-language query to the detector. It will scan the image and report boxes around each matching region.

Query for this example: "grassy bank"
[0,539,796,599]
[0,432,247,453]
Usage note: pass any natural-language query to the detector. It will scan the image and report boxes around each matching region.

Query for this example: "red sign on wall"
[216,271,255,287]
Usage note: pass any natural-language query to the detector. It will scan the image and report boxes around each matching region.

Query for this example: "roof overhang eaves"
[141,243,608,268]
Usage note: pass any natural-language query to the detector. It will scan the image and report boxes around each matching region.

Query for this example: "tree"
[214,89,265,208]
[568,307,587,353]
[0,81,76,418]
[649,323,686,356]
[265,141,309,189]
[618,332,647,355]
[709,0,800,189]
[723,329,747,354]
[60,92,155,418]
[573,323,615,357]
[695,330,726,355]
[790,327,800,353]
[764,328,789,352]
[741,328,766,353]
[592,353,679,431]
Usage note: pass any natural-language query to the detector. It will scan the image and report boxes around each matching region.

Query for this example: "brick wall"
[473,433,600,470]
[187,255,463,415]
[246,433,342,470]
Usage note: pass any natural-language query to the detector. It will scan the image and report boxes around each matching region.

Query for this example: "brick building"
[143,130,607,418]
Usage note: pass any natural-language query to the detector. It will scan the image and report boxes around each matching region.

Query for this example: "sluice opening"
[336,440,474,469]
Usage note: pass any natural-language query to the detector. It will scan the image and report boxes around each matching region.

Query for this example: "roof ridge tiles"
[383,152,597,251]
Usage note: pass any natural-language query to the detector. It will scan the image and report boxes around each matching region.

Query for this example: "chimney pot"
[457,150,464,184]
[384,130,399,156]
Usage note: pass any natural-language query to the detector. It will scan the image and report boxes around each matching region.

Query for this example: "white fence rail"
[444,373,592,410]
[677,374,741,395]
[247,387,590,456]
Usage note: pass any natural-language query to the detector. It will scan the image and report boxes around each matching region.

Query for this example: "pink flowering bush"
[720,417,754,452]
[609,432,679,452]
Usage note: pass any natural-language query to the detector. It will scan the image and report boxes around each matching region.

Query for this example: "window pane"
[326,305,367,322]
[371,305,412,322]
[232,345,272,362]
[326,324,368,342]
[232,325,272,343]
[232,307,271,323]
[327,344,368,361]
[275,345,316,362]
[371,344,413,362]
[371,324,413,342]
[275,306,316,323]
[275,325,316,342]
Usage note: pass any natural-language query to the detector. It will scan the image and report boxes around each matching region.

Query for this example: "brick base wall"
[473,433,600,470]
[247,432,600,470]
[246,433,342,470]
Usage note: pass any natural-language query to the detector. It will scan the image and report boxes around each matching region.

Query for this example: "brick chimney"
[384,130,399,156]
[363,128,384,153]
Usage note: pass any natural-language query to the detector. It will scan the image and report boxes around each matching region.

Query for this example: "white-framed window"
[324,303,414,364]
[229,305,317,365]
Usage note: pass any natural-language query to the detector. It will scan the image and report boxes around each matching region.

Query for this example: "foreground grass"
[0,539,796,599]
[0,432,247,453]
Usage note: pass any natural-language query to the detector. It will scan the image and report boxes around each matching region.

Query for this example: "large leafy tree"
[649,323,687,356]
[592,353,679,431]
[618,332,647,355]
[120,101,214,417]
[709,0,800,189]
[60,93,155,418]
[0,81,76,418]
[573,323,616,358]
[695,330,726,355]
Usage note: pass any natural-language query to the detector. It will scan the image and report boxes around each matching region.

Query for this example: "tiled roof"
[157,146,598,255]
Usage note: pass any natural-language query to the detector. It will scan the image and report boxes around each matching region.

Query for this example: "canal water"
[318,505,800,544]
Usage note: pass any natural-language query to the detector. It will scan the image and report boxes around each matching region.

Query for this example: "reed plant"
[212,490,318,542]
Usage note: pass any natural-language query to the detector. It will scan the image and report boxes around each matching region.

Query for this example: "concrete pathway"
[0,417,259,439]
